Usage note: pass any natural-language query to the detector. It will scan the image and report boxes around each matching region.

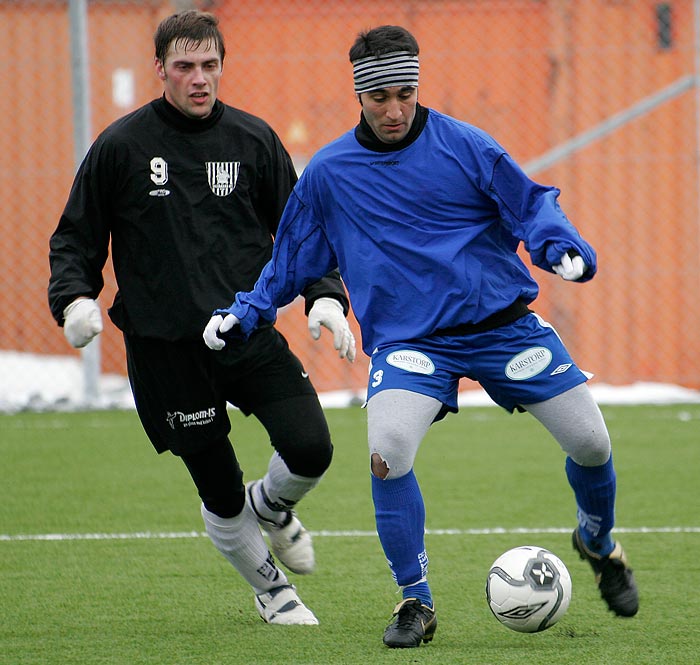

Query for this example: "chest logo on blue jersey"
[386,350,435,375]
[206,161,240,197]
[505,346,552,381]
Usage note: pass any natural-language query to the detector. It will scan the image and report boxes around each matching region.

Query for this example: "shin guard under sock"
[566,455,616,555]
[371,470,430,592]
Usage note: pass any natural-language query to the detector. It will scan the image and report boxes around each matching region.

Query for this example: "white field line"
[1,526,699,542]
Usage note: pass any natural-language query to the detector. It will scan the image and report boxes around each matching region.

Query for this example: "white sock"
[254,453,321,524]
[201,502,288,595]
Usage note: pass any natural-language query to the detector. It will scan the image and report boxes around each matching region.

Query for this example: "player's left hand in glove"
[63,298,103,348]
[203,313,240,351]
[308,297,356,363]
[552,251,587,281]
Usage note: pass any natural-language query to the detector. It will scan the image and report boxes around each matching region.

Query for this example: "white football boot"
[254,585,319,625]
[246,480,315,574]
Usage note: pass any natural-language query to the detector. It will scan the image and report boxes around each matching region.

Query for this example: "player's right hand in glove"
[63,298,103,348]
[203,313,240,351]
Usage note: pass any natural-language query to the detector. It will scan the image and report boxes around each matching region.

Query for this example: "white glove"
[552,252,586,281]
[308,297,356,363]
[63,298,103,348]
[203,313,239,351]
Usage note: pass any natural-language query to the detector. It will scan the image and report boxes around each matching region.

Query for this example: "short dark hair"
[348,25,419,63]
[154,10,226,65]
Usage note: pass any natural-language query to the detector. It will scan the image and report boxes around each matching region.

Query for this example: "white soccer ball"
[486,545,572,633]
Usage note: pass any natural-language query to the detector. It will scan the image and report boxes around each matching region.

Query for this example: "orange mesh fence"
[2,0,698,406]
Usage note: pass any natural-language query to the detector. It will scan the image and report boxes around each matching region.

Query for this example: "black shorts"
[124,326,319,455]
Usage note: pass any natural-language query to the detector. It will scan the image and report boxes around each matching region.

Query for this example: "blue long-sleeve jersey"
[225,108,596,356]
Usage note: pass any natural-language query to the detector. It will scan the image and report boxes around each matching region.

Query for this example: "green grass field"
[2,404,699,664]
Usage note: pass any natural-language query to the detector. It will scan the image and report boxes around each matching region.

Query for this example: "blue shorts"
[366,313,588,413]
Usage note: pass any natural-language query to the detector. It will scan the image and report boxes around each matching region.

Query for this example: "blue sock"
[403,580,433,608]
[371,471,432,606]
[566,455,616,556]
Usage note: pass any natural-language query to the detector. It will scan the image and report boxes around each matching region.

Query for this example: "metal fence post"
[69,0,101,406]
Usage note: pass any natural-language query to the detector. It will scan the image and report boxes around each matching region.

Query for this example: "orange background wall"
[2,0,698,393]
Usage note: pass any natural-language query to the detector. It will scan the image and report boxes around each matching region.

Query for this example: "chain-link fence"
[2,0,699,410]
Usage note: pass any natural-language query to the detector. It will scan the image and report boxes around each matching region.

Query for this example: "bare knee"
[371,452,390,479]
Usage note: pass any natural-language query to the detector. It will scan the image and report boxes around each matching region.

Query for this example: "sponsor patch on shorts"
[505,346,552,381]
[386,350,436,375]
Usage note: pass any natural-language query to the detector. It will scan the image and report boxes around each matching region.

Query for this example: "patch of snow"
[1,351,698,414]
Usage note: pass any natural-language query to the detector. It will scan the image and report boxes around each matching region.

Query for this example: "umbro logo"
[550,363,572,375]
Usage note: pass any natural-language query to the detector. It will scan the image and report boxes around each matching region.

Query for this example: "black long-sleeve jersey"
[48,96,347,340]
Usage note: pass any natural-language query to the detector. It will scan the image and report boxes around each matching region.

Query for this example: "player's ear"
[155,57,166,81]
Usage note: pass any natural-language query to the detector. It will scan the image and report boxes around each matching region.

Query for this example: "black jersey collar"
[354,103,429,152]
[151,95,225,132]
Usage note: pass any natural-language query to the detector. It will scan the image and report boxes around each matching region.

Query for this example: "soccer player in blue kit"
[203,25,639,647]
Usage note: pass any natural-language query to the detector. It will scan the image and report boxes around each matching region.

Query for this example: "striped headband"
[352,50,419,93]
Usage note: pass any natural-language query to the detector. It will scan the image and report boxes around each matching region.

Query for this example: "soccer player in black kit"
[48,10,355,625]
